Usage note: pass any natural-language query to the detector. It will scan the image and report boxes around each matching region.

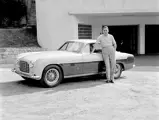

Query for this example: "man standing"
[96,26,117,83]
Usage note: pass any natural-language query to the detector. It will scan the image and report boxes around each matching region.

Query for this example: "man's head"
[102,26,109,36]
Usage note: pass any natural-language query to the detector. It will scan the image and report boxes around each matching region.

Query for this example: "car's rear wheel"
[40,65,63,88]
[114,63,122,79]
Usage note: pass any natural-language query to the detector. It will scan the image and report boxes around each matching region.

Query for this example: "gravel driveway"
[0,55,159,120]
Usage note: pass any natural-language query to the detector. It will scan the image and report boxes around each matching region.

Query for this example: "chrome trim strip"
[64,72,100,78]
[12,68,41,80]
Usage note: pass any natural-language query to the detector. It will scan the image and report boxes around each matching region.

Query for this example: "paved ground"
[0,55,159,120]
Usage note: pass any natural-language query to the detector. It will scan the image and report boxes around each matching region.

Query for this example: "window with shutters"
[78,24,92,39]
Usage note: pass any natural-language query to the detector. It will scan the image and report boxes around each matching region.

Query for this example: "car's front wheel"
[40,65,63,88]
[114,63,122,79]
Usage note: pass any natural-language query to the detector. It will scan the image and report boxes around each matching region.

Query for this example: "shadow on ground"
[0,75,108,97]
[0,75,127,97]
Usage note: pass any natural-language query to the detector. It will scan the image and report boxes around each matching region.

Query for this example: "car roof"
[68,39,97,44]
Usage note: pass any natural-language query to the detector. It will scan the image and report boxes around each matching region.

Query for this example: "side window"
[92,43,102,53]
[82,44,90,54]
[90,43,94,53]
[58,42,68,50]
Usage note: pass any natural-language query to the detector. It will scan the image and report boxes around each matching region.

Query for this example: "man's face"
[103,27,109,35]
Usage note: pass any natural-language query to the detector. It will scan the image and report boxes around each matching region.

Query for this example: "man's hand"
[91,44,96,53]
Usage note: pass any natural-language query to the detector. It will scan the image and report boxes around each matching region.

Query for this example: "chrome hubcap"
[45,69,59,84]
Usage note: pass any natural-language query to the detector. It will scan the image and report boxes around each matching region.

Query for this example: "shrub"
[0,0,27,28]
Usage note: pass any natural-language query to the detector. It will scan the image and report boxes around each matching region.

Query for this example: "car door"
[61,53,84,77]
[59,41,84,77]
[82,44,103,75]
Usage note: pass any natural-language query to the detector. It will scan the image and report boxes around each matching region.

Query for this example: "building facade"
[36,0,159,55]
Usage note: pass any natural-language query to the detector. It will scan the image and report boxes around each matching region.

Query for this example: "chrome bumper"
[12,68,41,80]
[124,63,135,71]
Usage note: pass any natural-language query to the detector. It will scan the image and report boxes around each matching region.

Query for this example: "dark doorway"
[103,25,138,54]
[145,25,159,54]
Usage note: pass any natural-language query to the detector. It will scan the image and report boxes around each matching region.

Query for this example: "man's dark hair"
[102,25,109,30]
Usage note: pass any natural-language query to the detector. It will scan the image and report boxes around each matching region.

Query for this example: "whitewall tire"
[114,63,122,79]
[40,65,63,87]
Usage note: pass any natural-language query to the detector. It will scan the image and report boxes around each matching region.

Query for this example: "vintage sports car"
[12,39,135,87]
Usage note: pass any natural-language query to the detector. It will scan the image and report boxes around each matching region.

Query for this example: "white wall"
[69,0,159,13]
[103,0,159,11]
[75,15,159,39]
[36,0,79,50]
[36,0,159,50]
[75,15,159,54]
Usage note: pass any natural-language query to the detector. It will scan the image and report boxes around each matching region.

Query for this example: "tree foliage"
[0,0,27,27]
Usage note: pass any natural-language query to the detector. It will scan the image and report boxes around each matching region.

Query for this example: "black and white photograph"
[0,0,159,120]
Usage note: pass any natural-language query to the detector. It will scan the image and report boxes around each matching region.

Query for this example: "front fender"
[33,59,62,79]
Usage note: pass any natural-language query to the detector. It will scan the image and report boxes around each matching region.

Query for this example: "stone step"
[0,47,48,64]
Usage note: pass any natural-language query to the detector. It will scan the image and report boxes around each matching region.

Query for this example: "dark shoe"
[104,79,110,83]
[105,80,109,83]
[109,80,114,83]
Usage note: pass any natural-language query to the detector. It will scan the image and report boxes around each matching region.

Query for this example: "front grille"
[19,61,29,73]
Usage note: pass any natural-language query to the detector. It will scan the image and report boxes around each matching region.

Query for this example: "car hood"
[17,51,79,62]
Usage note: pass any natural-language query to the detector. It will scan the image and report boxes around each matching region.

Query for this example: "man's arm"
[112,35,117,50]
[92,36,101,53]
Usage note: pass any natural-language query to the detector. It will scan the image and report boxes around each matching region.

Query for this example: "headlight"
[29,61,35,68]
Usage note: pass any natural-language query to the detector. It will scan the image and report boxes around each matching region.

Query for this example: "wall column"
[138,24,145,54]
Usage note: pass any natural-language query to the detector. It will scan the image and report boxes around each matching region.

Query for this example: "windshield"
[58,41,84,53]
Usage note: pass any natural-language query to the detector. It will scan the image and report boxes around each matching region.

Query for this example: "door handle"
[70,63,75,66]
